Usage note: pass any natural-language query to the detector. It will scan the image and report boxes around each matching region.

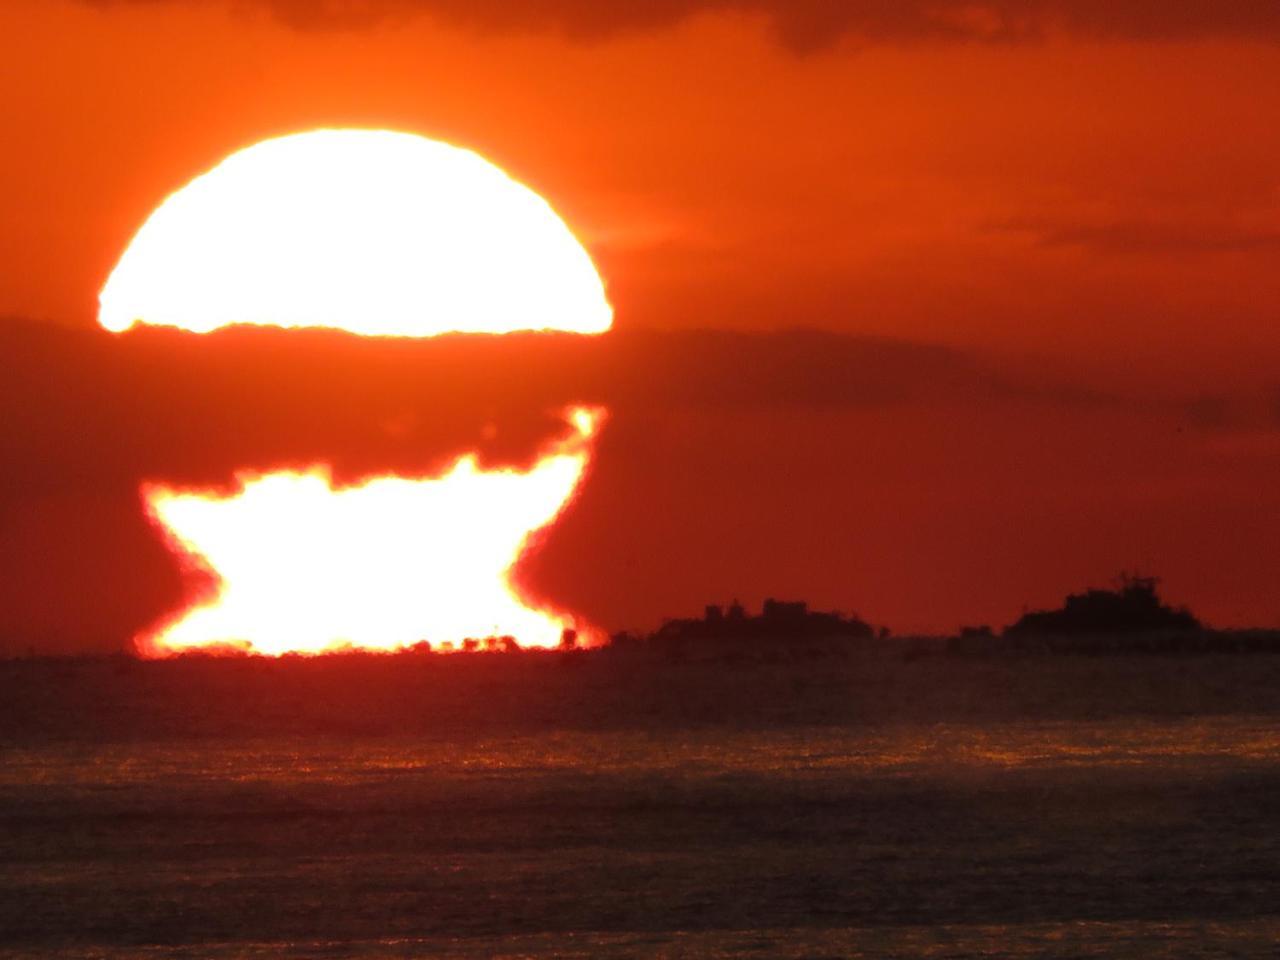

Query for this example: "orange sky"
[2,0,1279,647]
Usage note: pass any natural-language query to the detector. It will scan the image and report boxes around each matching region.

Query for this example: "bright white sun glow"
[101,129,614,656]
[98,129,612,337]
[144,409,603,656]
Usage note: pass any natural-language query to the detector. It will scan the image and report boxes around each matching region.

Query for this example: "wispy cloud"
[991,217,1280,255]
[85,1,1280,50]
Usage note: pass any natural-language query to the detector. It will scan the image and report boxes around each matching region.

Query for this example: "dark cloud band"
[0,320,1035,496]
[85,1,1280,49]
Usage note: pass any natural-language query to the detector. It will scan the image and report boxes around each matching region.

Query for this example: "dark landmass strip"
[3,580,1279,744]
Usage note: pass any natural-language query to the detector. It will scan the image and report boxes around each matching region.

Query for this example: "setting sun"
[99,129,613,656]
[142,409,604,656]
[98,129,612,337]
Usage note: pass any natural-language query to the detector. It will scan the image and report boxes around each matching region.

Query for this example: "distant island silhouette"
[4,573,1280,741]
[613,574,1279,660]
[608,598,877,662]
[943,573,1279,656]
[1005,574,1200,636]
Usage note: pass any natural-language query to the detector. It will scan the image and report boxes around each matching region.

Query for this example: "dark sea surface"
[2,699,1279,958]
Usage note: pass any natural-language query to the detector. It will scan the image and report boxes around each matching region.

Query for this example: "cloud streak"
[0,319,1070,497]
[86,1,1280,49]
[993,217,1280,255]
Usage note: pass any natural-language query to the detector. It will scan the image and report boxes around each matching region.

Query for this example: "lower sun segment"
[139,408,603,657]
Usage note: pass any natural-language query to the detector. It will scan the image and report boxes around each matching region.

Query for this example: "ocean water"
[1,718,1278,957]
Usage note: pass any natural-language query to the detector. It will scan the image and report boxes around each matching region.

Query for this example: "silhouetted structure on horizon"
[658,598,874,641]
[1004,574,1200,637]
[612,598,877,661]
[941,574,1278,656]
